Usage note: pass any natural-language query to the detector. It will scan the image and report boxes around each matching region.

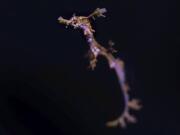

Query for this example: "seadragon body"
[58,8,142,128]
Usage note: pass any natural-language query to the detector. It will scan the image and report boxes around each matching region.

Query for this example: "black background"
[0,0,179,135]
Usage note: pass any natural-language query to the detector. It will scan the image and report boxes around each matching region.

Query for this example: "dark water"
[0,0,179,134]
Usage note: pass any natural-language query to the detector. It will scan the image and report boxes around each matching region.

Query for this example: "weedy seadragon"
[58,8,142,128]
